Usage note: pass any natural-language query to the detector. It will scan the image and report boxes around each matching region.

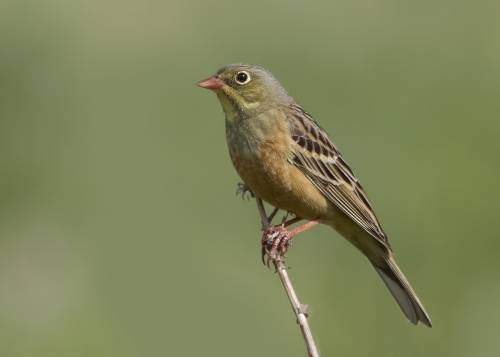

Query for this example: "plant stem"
[255,198,320,357]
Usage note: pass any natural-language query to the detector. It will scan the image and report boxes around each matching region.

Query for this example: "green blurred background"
[1,0,499,356]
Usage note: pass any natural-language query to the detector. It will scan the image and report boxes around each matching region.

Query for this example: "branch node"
[298,303,310,317]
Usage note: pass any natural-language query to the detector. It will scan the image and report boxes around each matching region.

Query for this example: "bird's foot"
[260,219,319,266]
[236,182,254,200]
[261,225,292,267]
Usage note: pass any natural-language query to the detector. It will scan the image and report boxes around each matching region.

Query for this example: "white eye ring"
[235,71,251,85]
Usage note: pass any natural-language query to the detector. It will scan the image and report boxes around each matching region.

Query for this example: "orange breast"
[230,135,330,220]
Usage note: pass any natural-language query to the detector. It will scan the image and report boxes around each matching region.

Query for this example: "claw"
[281,211,290,225]
[261,225,292,267]
[236,182,254,200]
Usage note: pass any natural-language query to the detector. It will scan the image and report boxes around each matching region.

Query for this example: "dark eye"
[235,71,251,85]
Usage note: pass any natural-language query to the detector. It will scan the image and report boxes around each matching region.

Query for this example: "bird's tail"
[372,256,432,327]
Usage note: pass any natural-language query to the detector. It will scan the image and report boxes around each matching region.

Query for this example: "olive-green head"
[198,64,292,117]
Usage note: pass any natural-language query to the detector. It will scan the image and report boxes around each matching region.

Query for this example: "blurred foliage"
[0,0,499,356]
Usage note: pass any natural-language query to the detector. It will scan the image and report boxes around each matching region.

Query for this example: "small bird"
[198,64,432,327]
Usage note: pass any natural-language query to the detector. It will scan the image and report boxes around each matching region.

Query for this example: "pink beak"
[197,75,225,90]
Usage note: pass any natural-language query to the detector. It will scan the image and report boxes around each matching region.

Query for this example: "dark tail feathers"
[372,256,432,327]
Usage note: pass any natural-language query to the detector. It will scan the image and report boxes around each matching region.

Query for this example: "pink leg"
[289,220,319,236]
[261,220,319,265]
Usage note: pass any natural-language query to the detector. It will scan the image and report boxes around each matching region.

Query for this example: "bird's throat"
[217,92,240,122]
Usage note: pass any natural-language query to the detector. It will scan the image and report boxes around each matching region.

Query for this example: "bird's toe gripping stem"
[261,225,293,267]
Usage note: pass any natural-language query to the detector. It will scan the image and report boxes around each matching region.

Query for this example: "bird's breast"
[226,111,291,194]
[226,112,329,220]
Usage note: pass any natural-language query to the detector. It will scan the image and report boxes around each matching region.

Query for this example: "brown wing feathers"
[286,105,389,246]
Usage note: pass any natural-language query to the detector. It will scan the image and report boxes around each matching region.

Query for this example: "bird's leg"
[256,197,319,265]
[236,182,254,200]
[281,211,291,225]
[282,215,302,227]
[288,220,319,236]
[261,218,319,266]
[267,207,279,223]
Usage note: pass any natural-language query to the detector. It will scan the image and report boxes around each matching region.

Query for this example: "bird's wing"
[285,104,390,247]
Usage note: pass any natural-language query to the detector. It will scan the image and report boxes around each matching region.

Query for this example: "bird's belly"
[230,141,330,220]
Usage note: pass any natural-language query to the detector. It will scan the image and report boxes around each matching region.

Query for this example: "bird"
[197,64,432,327]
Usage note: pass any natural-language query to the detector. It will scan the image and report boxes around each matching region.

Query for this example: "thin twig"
[256,198,320,357]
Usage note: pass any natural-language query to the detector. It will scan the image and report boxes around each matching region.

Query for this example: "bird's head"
[197,64,291,118]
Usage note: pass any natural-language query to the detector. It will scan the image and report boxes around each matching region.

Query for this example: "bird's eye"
[235,71,251,85]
